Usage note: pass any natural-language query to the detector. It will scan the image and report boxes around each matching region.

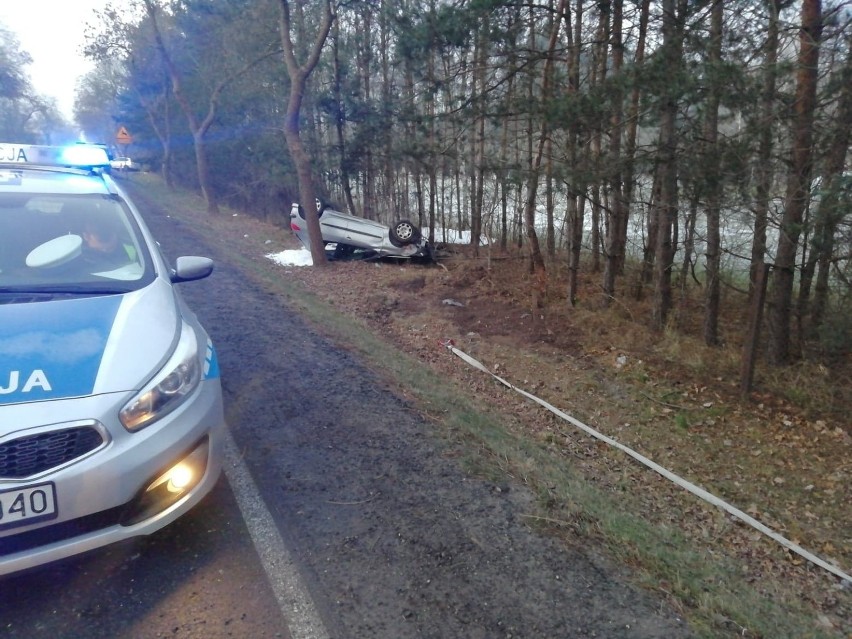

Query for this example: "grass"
[131,173,849,638]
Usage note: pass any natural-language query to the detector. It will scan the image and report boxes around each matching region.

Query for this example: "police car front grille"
[0,427,104,479]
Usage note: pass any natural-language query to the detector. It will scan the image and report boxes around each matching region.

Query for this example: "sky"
[0,0,110,119]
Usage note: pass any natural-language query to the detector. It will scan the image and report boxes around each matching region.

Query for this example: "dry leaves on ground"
[223,211,852,633]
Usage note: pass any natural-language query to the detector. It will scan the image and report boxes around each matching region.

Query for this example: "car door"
[336,213,386,249]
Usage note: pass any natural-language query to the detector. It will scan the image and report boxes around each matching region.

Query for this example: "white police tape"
[441,340,851,585]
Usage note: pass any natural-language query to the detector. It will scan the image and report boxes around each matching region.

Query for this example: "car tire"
[296,204,326,220]
[389,219,420,246]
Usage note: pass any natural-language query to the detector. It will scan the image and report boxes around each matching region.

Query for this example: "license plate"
[0,482,57,531]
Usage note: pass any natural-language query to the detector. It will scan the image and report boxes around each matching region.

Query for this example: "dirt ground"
[269,237,852,635]
[134,179,850,636]
[126,183,698,638]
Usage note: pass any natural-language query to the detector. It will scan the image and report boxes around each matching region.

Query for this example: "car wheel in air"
[296,203,326,219]
[389,219,420,246]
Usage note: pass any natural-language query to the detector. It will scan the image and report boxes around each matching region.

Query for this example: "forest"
[3,0,851,372]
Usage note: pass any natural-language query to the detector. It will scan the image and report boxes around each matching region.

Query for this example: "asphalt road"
[0,477,288,638]
[0,182,693,638]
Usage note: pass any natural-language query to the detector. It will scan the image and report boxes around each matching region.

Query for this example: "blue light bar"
[0,143,110,168]
[61,145,110,166]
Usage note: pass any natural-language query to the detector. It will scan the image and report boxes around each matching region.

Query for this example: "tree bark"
[651,0,686,331]
[330,19,355,216]
[602,0,626,306]
[278,0,335,267]
[702,0,724,347]
[749,0,781,295]
[803,39,851,335]
[622,0,650,217]
[767,0,822,364]
[680,193,698,293]
[471,29,487,257]
[522,0,567,306]
[589,0,609,276]
[565,0,584,306]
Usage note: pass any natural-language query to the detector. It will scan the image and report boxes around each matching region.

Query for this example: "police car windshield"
[0,193,153,291]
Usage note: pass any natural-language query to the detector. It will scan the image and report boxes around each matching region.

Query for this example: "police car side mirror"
[171,256,214,283]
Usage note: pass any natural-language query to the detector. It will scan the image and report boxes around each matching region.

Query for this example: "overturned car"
[289,201,432,260]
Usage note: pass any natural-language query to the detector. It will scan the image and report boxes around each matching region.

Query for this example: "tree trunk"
[622,0,650,218]
[602,0,625,306]
[567,192,583,306]
[591,185,602,272]
[804,40,851,334]
[651,0,686,331]
[469,29,487,257]
[635,163,662,299]
[426,49,438,244]
[134,80,173,189]
[750,0,781,295]
[589,0,608,276]
[680,193,698,294]
[565,0,584,306]
[702,0,724,347]
[522,0,566,305]
[767,0,822,364]
[546,138,555,258]
[331,19,356,216]
[278,0,335,267]
[379,1,394,216]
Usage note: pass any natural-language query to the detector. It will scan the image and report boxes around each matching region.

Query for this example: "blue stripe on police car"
[204,338,220,380]
[0,296,122,405]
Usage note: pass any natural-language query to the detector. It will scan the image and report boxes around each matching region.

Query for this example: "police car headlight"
[120,323,201,431]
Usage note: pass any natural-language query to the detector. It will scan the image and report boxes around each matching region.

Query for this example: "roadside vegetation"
[135,173,850,639]
[0,0,848,633]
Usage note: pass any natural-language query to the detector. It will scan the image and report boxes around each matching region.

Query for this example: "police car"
[0,143,225,576]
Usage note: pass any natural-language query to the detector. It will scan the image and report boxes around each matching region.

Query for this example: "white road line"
[222,428,331,639]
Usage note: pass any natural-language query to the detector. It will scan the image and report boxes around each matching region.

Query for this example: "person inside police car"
[81,213,136,270]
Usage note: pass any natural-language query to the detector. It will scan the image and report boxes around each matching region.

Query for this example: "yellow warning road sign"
[115,126,133,145]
